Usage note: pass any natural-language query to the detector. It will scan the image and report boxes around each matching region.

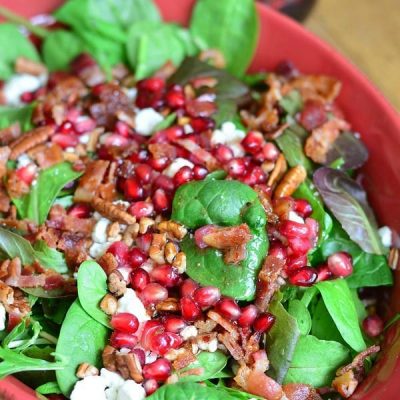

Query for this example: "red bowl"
[1,1,399,399]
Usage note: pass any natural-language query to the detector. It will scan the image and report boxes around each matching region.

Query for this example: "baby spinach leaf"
[242,72,268,87]
[0,227,35,265]
[0,346,66,380]
[77,261,110,328]
[33,241,68,274]
[265,301,301,383]
[42,30,85,71]
[288,299,312,336]
[325,132,369,170]
[172,180,267,300]
[205,381,263,399]
[205,170,228,181]
[313,167,385,255]
[190,0,259,76]
[36,381,62,395]
[0,104,34,132]
[41,298,74,325]
[152,112,177,133]
[13,162,82,225]
[0,23,41,80]
[284,335,350,387]
[316,279,366,352]
[55,299,109,396]
[178,351,228,382]
[279,90,303,116]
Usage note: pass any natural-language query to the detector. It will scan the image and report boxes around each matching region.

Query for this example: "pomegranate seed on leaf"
[316,264,333,282]
[215,298,241,321]
[253,312,276,333]
[173,166,193,187]
[327,252,353,277]
[110,313,139,334]
[279,220,309,238]
[15,164,36,185]
[130,268,150,291]
[294,199,313,218]
[193,165,208,180]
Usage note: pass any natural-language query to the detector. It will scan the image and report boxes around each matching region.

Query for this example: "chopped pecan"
[267,153,287,187]
[86,127,104,152]
[139,217,155,234]
[172,252,186,274]
[194,318,218,334]
[164,242,178,263]
[31,143,63,168]
[274,165,307,199]
[9,126,54,160]
[156,297,179,312]
[122,223,139,246]
[91,197,136,225]
[172,347,197,370]
[15,56,47,76]
[223,244,247,265]
[74,160,109,202]
[332,370,358,398]
[5,170,30,198]
[0,123,21,145]
[108,270,127,297]
[115,352,143,383]
[149,233,167,264]
[0,146,11,179]
[157,220,187,240]
[100,293,118,315]
[76,363,99,378]
[102,345,117,372]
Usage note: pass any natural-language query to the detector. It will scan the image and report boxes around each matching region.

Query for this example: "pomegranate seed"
[166,331,183,349]
[194,225,215,249]
[165,126,184,142]
[52,133,78,149]
[153,175,174,192]
[128,201,154,219]
[143,358,171,382]
[193,165,208,180]
[110,313,139,334]
[164,316,187,333]
[215,298,241,321]
[262,142,280,161]
[15,164,36,185]
[107,241,130,266]
[132,348,146,367]
[148,157,170,172]
[316,264,333,282]
[287,237,312,256]
[275,60,299,79]
[253,312,276,333]
[136,233,152,253]
[136,78,165,109]
[288,268,318,287]
[243,166,266,186]
[141,320,163,349]
[124,178,144,201]
[67,203,91,219]
[152,188,170,213]
[135,164,153,184]
[238,305,259,327]
[193,286,221,308]
[173,166,193,187]
[130,268,150,291]
[362,315,383,337]
[105,134,130,148]
[58,120,75,135]
[241,131,264,154]
[74,117,96,134]
[227,158,247,177]
[280,220,309,238]
[294,199,313,218]
[110,331,138,349]
[150,264,180,287]
[165,85,185,109]
[150,332,173,355]
[299,100,327,131]
[20,91,35,103]
[190,117,215,134]
[114,120,131,137]
[180,279,199,298]
[138,77,165,92]
[286,254,308,272]
[130,149,150,163]
[140,283,168,305]
[180,297,202,321]
[143,379,158,395]
[268,243,287,261]
[214,144,234,163]
[129,248,146,269]
[305,218,319,246]
[71,53,97,73]
[327,252,353,277]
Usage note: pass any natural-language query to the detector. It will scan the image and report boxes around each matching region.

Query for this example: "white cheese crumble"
[89,242,111,258]
[117,380,146,400]
[16,154,33,169]
[3,73,46,106]
[288,211,305,224]
[211,121,246,157]
[92,218,111,244]
[117,289,150,325]
[70,376,107,400]
[0,303,6,331]
[145,351,158,364]
[124,87,137,101]
[79,134,90,144]
[163,157,194,178]
[198,337,218,353]
[180,325,198,340]
[378,226,392,247]
[134,108,164,136]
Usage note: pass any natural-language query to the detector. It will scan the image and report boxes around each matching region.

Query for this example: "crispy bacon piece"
[177,139,219,170]
[283,383,323,400]
[256,256,285,311]
[30,143,63,168]
[0,186,10,213]
[218,331,244,361]
[337,345,380,377]
[202,224,252,249]
[48,205,94,234]
[148,143,177,159]
[207,310,239,339]
[254,185,279,224]
[5,170,30,198]
[0,146,11,180]
[172,347,197,370]
[0,123,22,145]
[15,57,47,76]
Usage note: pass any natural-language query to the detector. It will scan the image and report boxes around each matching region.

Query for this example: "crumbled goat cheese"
[163,157,194,178]
[117,380,146,400]
[183,124,194,134]
[145,351,158,364]
[79,134,90,144]
[92,218,111,244]
[16,154,33,169]
[117,289,150,325]
[211,121,246,157]
[89,242,111,258]
[180,325,198,340]
[124,87,137,101]
[135,108,164,136]
[378,226,392,247]
[288,211,305,224]
[198,337,218,353]
[3,74,46,106]
[0,303,6,331]
[70,376,107,400]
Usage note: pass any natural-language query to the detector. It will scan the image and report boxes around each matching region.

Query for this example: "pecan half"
[274,165,307,199]
[91,197,136,225]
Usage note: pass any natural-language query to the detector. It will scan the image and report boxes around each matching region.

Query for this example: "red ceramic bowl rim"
[0,1,399,399]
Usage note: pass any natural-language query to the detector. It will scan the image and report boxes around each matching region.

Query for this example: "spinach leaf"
[41,298,74,325]
[316,279,366,352]
[206,381,263,399]
[13,162,82,225]
[0,346,66,379]
[152,112,177,133]
[0,23,41,80]
[242,72,268,87]
[36,381,62,395]
[205,170,228,181]
[213,99,237,127]
[279,90,303,116]
[178,351,228,382]
[0,104,34,132]
[265,301,301,383]
[55,299,109,396]
[33,241,68,274]
[284,335,350,387]
[325,132,369,170]
[42,30,85,71]
[190,0,259,76]
[313,167,385,255]
[288,299,312,336]
[172,180,267,300]
[77,260,110,328]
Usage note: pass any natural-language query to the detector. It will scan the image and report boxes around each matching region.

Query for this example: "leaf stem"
[0,6,49,38]
[39,331,58,345]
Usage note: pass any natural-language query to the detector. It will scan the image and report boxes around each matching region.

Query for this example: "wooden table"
[304,0,400,111]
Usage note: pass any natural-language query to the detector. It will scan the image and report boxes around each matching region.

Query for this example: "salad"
[0,0,397,399]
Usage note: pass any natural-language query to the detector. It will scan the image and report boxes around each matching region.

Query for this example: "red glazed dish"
[0,0,399,399]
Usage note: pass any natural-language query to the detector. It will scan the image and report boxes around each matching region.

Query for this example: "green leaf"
[265,301,301,383]
[0,227,35,265]
[36,381,62,395]
[77,260,110,328]
[0,346,66,379]
[178,351,228,382]
[0,23,41,80]
[204,170,228,181]
[33,241,68,274]
[55,300,109,396]
[284,335,350,387]
[172,180,268,300]
[190,0,259,76]
[13,162,83,224]
[288,299,312,336]
[42,30,85,71]
[316,279,366,352]
[279,90,303,116]
[0,104,34,132]
[41,298,74,325]
[152,112,177,133]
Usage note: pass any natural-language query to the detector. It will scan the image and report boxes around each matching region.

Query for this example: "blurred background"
[263,0,400,110]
